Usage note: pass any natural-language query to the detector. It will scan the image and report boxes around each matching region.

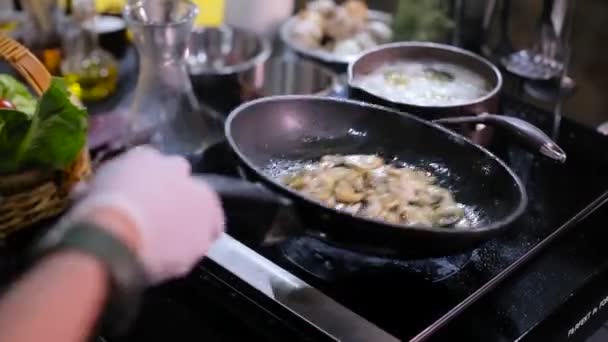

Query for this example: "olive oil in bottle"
[62,51,118,102]
[61,0,118,102]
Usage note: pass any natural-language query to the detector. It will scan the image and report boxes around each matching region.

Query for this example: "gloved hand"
[68,146,225,284]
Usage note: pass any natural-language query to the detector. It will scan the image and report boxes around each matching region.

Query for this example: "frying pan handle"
[434,113,567,163]
[196,174,305,245]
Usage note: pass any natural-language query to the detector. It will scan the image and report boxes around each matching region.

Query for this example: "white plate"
[280,10,392,66]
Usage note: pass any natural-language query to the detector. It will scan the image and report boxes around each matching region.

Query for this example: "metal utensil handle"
[196,174,303,244]
[197,174,284,205]
[434,113,567,163]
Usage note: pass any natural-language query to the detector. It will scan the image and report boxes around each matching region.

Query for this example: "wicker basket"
[0,35,91,237]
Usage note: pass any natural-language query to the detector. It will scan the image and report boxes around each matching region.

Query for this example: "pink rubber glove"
[69,146,225,284]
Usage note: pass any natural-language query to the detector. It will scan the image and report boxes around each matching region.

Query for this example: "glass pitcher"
[124,0,224,156]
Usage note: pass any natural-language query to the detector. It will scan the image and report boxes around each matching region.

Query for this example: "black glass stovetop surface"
[197,98,608,341]
[2,50,605,341]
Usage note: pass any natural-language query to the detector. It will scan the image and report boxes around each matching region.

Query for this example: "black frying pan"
[202,96,565,257]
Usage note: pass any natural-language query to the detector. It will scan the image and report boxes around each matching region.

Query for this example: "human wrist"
[78,206,141,255]
[32,218,148,335]
[38,249,110,290]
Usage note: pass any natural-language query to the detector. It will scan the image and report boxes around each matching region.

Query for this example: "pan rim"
[225,95,528,235]
[347,41,503,109]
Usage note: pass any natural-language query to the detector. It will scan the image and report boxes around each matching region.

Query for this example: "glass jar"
[61,0,119,102]
[124,0,224,156]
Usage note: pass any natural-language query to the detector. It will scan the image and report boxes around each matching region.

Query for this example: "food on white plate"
[290,0,392,58]
[353,60,491,106]
[291,11,324,48]
[307,0,336,16]
[283,154,466,228]
[366,21,393,42]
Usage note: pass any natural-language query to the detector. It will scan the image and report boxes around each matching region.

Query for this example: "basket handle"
[0,34,52,96]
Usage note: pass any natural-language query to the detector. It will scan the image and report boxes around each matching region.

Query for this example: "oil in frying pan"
[261,156,485,229]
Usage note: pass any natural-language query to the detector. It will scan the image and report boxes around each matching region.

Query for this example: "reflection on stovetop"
[280,236,472,283]
[271,237,474,340]
[192,98,608,341]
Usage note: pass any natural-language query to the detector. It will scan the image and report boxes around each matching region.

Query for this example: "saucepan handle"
[434,113,567,163]
[195,174,304,245]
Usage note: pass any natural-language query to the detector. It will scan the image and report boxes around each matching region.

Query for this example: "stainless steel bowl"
[187,25,271,113]
[280,10,392,68]
[239,58,339,101]
[187,25,271,79]
[348,42,503,118]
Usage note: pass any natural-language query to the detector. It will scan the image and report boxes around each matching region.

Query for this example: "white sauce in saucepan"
[353,60,491,106]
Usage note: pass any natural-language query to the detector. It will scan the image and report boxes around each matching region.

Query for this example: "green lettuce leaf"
[0,75,37,116]
[0,77,88,173]
[0,109,31,172]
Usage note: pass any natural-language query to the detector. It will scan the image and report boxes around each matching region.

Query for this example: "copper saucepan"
[347,42,565,162]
